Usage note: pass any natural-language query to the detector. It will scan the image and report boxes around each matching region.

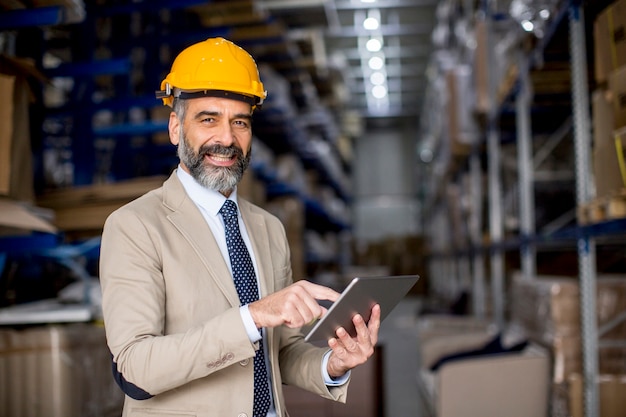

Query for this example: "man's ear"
[169,111,180,146]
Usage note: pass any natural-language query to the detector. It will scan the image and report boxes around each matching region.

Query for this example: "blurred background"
[0,0,625,416]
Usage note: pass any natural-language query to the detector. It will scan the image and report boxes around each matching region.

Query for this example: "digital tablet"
[304,275,419,342]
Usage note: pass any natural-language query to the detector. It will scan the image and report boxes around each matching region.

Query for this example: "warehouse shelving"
[419,1,625,416]
[1,1,355,282]
[0,5,70,29]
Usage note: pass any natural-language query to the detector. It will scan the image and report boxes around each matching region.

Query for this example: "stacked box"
[0,323,124,417]
[445,65,480,155]
[265,196,306,281]
[237,169,267,208]
[36,176,166,232]
[594,0,626,84]
[592,89,623,199]
[568,374,626,417]
[511,274,626,382]
[0,56,40,203]
[610,65,626,130]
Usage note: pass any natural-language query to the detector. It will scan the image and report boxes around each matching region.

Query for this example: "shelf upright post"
[485,9,505,330]
[487,121,505,330]
[516,51,536,280]
[68,11,98,186]
[568,3,598,417]
[470,151,486,319]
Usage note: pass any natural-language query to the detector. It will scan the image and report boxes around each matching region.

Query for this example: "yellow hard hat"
[156,37,267,108]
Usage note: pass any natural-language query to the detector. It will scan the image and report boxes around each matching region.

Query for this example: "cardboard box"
[37,176,166,232]
[237,169,267,207]
[569,373,626,417]
[446,65,479,155]
[0,324,124,417]
[0,199,56,235]
[551,335,626,383]
[435,347,550,417]
[417,317,550,417]
[511,274,626,382]
[473,19,490,114]
[592,88,623,198]
[0,74,14,198]
[0,55,42,203]
[594,0,626,83]
[609,65,626,129]
[511,274,626,342]
[264,196,305,280]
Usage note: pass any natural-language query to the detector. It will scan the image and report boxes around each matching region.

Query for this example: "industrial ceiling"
[255,0,438,120]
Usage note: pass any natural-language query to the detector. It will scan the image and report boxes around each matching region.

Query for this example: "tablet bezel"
[304,274,419,342]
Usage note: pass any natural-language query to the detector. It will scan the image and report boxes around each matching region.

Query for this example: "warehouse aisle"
[379,297,424,417]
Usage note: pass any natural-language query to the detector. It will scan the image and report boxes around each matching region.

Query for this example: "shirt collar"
[176,166,239,216]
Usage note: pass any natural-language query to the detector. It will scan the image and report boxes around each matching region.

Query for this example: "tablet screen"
[304,275,419,342]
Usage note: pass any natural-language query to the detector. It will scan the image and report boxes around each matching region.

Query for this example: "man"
[99,37,380,417]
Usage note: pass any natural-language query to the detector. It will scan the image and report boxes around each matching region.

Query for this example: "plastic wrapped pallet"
[511,273,626,382]
[511,273,626,342]
[0,323,123,417]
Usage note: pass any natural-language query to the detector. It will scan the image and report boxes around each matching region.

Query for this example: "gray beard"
[177,132,250,194]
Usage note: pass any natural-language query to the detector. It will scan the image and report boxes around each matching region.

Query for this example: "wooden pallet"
[578,189,626,225]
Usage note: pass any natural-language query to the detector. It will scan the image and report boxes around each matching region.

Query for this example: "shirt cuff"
[240,305,262,343]
[322,350,350,386]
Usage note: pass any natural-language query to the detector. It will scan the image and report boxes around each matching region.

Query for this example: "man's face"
[169,96,253,196]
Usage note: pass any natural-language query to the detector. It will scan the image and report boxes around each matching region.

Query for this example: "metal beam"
[334,0,438,10]
[325,23,433,37]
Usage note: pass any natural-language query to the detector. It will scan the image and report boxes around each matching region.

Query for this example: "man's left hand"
[326,304,381,378]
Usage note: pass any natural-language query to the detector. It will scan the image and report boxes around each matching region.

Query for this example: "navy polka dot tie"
[220,200,271,417]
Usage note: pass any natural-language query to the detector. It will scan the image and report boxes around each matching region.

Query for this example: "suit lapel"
[239,198,279,391]
[162,173,240,307]
[239,199,274,297]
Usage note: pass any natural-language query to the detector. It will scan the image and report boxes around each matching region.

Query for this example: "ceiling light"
[371,85,387,99]
[363,17,379,30]
[361,0,376,3]
[420,148,434,163]
[366,38,382,52]
[521,20,534,31]
[368,56,384,70]
[370,71,386,85]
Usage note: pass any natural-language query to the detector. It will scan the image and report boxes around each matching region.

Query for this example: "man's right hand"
[248,281,340,329]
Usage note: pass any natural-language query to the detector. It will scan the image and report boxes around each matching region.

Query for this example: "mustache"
[198,143,244,159]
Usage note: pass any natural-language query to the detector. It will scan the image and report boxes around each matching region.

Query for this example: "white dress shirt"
[176,167,348,416]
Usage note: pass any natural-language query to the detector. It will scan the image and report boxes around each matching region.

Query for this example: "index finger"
[295,281,340,303]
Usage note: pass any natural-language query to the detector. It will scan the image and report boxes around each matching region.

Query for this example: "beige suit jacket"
[99,171,349,417]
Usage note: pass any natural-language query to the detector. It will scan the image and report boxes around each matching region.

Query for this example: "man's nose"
[212,120,236,147]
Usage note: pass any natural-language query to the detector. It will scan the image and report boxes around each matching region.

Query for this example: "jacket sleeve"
[99,206,257,398]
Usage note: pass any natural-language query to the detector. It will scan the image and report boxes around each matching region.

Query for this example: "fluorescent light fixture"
[366,38,382,52]
[363,17,379,30]
[521,20,534,31]
[368,56,384,70]
[370,71,386,85]
[371,85,387,98]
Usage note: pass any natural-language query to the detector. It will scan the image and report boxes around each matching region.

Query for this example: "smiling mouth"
[208,153,234,162]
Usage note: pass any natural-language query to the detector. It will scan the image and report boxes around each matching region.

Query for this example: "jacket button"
[239,358,249,366]
[237,414,248,417]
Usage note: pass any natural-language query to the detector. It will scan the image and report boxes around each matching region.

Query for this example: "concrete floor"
[378,296,426,417]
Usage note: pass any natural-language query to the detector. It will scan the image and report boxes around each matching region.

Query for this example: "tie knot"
[220,199,238,222]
